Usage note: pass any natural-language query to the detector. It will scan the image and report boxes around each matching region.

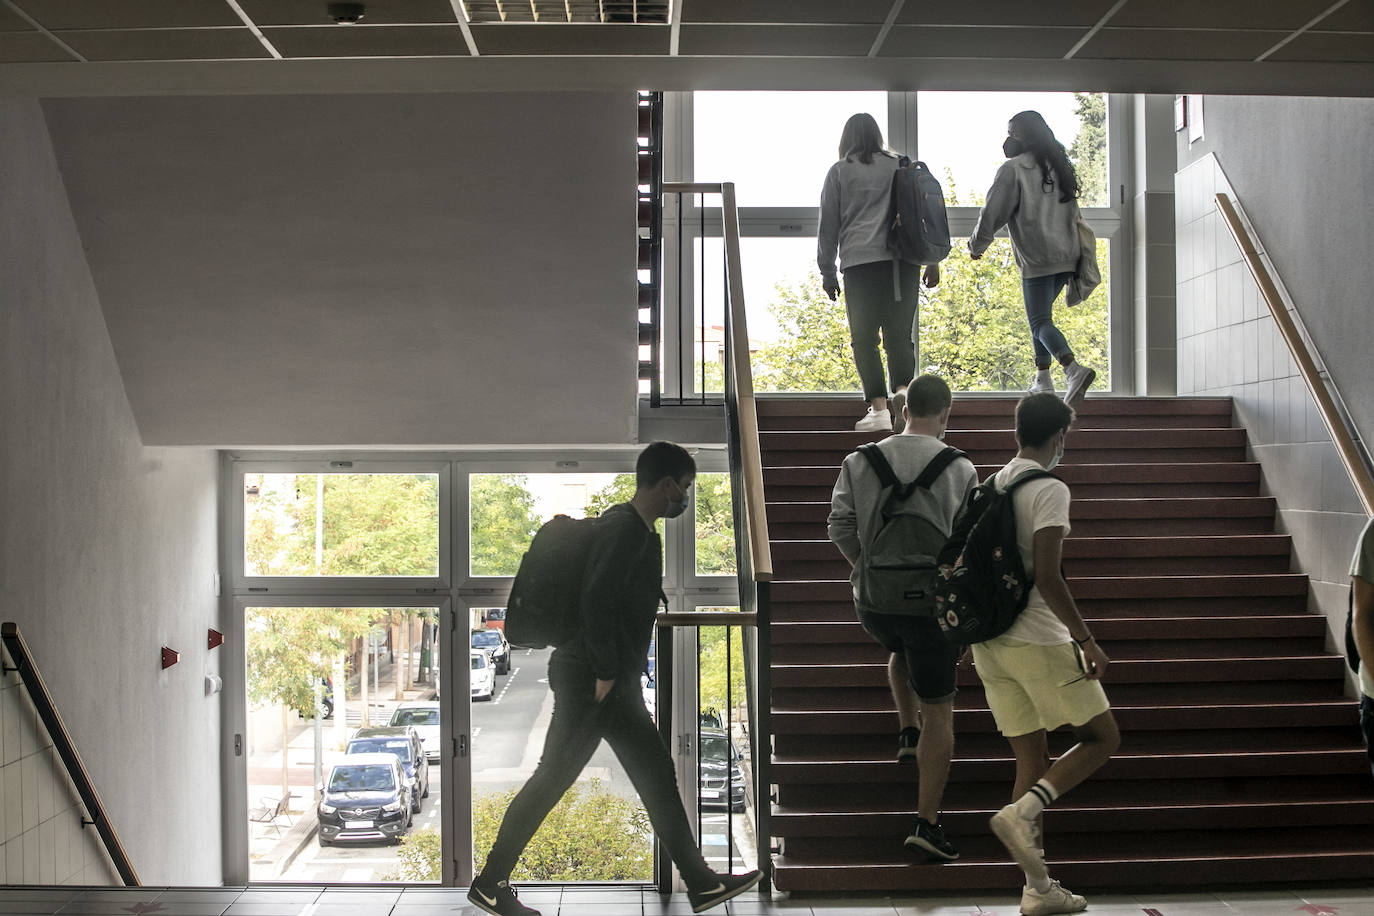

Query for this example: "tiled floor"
[1,884,1372,916]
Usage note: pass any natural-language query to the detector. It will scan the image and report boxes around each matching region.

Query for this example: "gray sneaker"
[990,804,1049,885]
[1020,879,1087,916]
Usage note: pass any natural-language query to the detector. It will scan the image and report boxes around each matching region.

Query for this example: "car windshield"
[347,738,412,764]
[700,735,732,763]
[471,631,501,647]
[391,708,438,727]
[471,654,487,670]
[329,764,395,792]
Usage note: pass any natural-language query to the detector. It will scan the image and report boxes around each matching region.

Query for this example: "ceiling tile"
[56,27,270,60]
[684,0,896,25]
[236,0,459,27]
[678,24,880,56]
[1109,0,1335,30]
[1315,0,1374,32]
[465,1,669,24]
[0,30,73,60]
[14,0,240,30]
[1077,27,1286,60]
[1269,30,1374,62]
[898,0,1114,28]
[880,25,1082,58]
[264,24,470,57]
[0,6,35,31]
[470,23,668,55]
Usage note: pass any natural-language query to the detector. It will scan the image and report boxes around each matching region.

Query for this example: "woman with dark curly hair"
[969,110,1096,406]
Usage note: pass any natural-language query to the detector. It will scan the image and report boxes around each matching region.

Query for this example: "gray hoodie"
[969,152,1080,279]
[817,152,906,280]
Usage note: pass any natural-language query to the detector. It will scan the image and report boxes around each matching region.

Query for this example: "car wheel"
[412,790,422,814]
[422,781,430,799]
[497,660,508,675]
[319,698,333,720]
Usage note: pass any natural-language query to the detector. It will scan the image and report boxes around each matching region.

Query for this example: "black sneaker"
[904,818,960,861]
[897,726,921,763]
[687,870,762,913]
[467,877,541,916]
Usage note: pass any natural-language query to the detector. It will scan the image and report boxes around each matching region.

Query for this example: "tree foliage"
[1070,92,1108,207]
[386,827,443,882]
[698,624,746,718]
[469,474,545,577]
[474,780,653,881]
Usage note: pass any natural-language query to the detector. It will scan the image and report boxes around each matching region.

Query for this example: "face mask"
[663,481,690,519]
[1003,137,1025,158]
[1045,437,1065,471]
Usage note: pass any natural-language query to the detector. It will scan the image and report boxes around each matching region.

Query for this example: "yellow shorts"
[971,637,1111,738]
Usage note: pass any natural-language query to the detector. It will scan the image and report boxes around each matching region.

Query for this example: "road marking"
[472,727,483,739]
[341,867,374,881]
[491,667,520,705]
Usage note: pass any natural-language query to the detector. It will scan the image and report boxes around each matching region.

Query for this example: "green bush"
[385,827,442,881]
[475,779,653,881]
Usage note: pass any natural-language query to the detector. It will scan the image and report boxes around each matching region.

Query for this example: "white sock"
[1014,778,1060,820]
[1035,368,1052,384]
[1027,875,1053,894]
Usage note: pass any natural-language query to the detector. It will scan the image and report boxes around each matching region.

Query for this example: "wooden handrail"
[720,182,774,582]
[662,181,724,194]
[656,611,759,628]
[1215,192,1374,516]
[1,622,140,885]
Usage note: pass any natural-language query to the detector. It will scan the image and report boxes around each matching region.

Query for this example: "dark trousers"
[1021,271,1076,368]
[479,655,715,888]
[1362,694,1374,780]
[843,260,920,401]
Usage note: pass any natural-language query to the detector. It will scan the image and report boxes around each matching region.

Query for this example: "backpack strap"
[1001,468,1061,494]
[910,446,968,493]
[858,443,902,491]
[859,443,967,501]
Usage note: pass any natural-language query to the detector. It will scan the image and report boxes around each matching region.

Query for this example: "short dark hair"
[905,374,952,418]
[636,441,696,489]
[1015,393,1074,448]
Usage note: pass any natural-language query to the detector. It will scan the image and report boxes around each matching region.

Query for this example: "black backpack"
[888,156,952,266]
[1347,589,1362,676]
[505,514,601,649]
[934,469,1060,646]
[853,443,968,616]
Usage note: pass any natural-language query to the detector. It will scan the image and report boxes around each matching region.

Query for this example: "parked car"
[295,677,334,721]
[641,673,656,719]
[698,727,747,813]
[471,628,510,675]
[317,754,412,846]
[470,649,495,701]
[346,726,429,812]
[482,608,506,631]
[390,701,441,762]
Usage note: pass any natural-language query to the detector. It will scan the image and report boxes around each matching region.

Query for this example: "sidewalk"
[248,650,439,876]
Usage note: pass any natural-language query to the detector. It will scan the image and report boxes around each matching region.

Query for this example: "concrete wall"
[1175,104,1372,682]
[40,93,639,448]
[0,100,222,883]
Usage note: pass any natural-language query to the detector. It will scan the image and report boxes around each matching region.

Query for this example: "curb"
[273,808,319,877]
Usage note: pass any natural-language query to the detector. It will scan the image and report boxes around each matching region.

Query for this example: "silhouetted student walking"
[1349,516,1374,779]
[975,395,1120,916]
[828,375,977,861]
[468,442,760,916]
[969,111,1096,408]
[819,112,939,433]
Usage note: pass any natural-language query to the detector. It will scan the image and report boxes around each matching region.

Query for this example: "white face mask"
[1045,434,1065,471]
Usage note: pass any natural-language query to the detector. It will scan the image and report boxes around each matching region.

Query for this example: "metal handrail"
[1,621,140,885]
[1215,192,1374,516]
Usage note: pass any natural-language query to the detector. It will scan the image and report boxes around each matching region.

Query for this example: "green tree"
[474,780,652,881]
[1070,92,1108,207]
[469,474,544,576]
[695,474,735,576]
[698,624,746,719]
[385,827,442,881]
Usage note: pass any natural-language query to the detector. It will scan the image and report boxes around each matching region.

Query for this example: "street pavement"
[253,645,753,883]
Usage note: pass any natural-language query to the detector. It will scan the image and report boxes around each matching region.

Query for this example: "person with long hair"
[819,113,939,433]
[969,111,1096,406]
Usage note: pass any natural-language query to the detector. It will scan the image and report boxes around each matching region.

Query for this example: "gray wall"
[1175,96,1374,681]
[0,99,222,883]
[40,92,639,448]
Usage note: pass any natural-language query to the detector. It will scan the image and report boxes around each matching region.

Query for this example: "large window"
[673,91,1124,397]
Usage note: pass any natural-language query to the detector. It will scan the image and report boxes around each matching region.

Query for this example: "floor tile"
[155,891,244,904]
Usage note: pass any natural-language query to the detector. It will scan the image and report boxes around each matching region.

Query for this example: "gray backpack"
[854,443,968,616]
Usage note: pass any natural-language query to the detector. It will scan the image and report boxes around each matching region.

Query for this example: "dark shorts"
[1361,694,1374,780]
[857,609,959,703]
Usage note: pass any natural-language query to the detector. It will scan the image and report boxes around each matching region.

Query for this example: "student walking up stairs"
[760,395,1374,893]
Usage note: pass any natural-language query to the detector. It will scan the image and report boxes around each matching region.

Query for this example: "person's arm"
[968,162,1017,259]
[817,166,842,300]
[578,517,646,688]
[1354,575,1374,677]
[827,459,860,567]
[1032,525,1109,679]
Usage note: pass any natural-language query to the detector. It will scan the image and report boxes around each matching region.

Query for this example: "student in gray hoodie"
[969,110,1096,408]
[819,113,938,433]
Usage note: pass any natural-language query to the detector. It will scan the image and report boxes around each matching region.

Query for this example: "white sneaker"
[1020,879,1087,916]
[1028,372,1055,395]
[990,804,1049,885]
[1063,362,1096,407]
[854,407,892,433]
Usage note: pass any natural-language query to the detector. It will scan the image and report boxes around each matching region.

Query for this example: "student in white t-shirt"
[1350,516,1374,779]
[974,394,1120,916]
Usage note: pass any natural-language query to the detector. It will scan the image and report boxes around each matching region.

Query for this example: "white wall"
[0,99,222,884]
[40,92,640,448]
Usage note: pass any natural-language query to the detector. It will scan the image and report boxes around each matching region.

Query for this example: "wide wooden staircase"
[759,395,1374,892]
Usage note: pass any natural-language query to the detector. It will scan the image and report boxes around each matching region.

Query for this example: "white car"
[390,701,441,761]
[470,650,494,702]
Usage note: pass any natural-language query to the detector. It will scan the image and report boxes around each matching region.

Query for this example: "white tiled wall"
[1176,154,1367,682]
[0,643,120,885]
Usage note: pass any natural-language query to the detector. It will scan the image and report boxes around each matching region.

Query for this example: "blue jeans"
[1022,271,1076,369]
